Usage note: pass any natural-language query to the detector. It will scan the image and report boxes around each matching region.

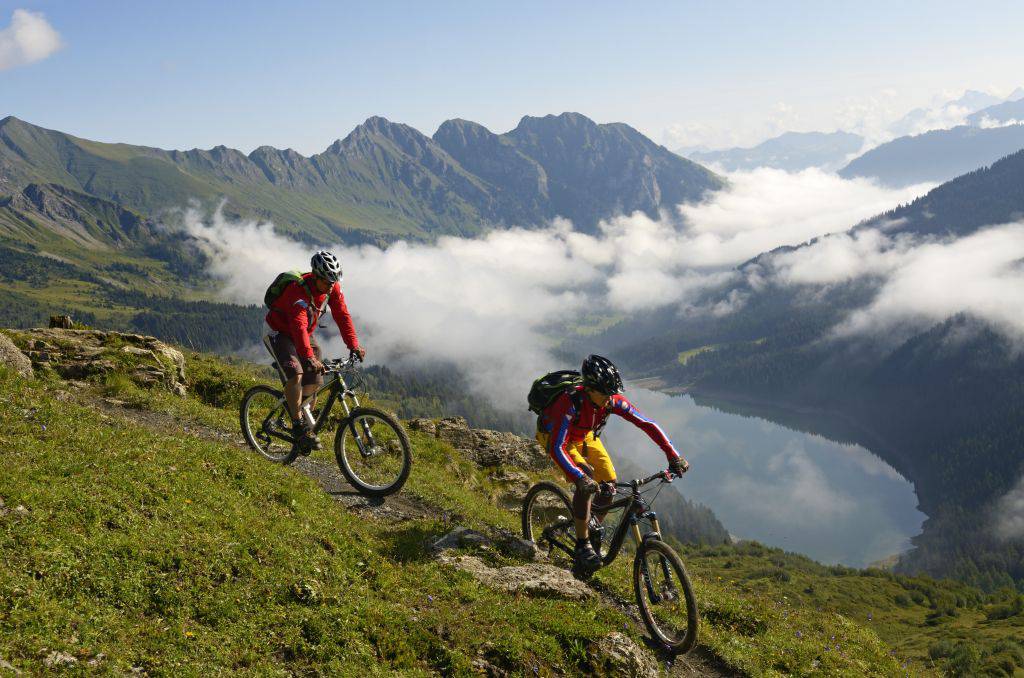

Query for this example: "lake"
[600,388,926,567]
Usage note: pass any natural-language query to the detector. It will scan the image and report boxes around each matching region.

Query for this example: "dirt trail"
[84,393,732,677]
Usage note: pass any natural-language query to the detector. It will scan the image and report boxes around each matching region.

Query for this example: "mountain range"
[0,113,722,247]
[837,123,1024,187]
[685,130,864,173]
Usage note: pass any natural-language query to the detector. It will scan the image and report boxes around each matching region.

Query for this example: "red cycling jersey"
[265,272,359,360]
[538,385,681,480]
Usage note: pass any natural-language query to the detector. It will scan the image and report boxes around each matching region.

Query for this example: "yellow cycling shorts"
[536,430,617,484]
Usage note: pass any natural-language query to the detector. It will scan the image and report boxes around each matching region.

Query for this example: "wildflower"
[795,631,803,639]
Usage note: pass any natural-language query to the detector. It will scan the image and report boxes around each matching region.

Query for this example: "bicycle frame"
[260,353,371,447]
[543,472,667,564]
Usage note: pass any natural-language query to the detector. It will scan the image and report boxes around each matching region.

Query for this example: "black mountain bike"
[240,351,412,497]
[521,470,699,654]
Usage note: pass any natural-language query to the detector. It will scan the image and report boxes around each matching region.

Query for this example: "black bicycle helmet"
[311,250,342,283]
[581,354,623,395]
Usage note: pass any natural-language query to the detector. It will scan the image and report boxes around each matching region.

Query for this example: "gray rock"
[497,535,546,562]
[42,651,77,668]
[0,657,20,674]
[441,554,593,601]
[429,527,492,553]
[424,417,547,470]
[3,329,186,396]
[0,333,33,378]
[586,632,658,677]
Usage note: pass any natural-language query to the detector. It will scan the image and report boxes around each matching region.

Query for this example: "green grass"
[4,347,1022,675]
[0,369,630,675]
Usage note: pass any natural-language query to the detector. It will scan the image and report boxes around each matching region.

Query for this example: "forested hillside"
[586,150,1024,592]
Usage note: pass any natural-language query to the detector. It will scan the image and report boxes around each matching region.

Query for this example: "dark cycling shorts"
[271,333,323,386]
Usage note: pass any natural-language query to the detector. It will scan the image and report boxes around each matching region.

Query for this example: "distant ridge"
[838,124,1024,187]
[0,113,723,243]
[686,130,864,172]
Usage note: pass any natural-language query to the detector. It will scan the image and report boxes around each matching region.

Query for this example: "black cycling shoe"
[589,523,605,557]
[572,539,602,578]
[292,421,321,454]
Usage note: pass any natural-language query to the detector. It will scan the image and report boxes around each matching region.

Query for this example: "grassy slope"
[1,344,1021,675]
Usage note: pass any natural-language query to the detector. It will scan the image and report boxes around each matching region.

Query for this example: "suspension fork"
[336,377,377,454]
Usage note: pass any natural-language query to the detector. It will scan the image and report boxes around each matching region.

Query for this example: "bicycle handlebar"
[321,352,362,373]
[614,469,679,491]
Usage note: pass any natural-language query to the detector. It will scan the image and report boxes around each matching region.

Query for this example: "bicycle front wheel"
[335,407,412,496]
[240,385,298,464]
[521,482,575,567]
[633,538,699,654]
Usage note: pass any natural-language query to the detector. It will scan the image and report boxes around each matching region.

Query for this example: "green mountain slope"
[591,147,1024,593]
[0,113,722,245]
[3,332,1022,675]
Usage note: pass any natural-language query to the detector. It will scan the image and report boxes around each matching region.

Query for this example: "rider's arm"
[546,396,585,481]
[609,395,681,462]
[327,283,360,351]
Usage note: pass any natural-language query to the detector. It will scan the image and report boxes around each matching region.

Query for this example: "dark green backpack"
[527,370,583,414]
[264,271,328,331]
[264,271,308,308]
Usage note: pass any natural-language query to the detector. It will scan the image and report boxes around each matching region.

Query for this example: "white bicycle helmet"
[311,250,342,283]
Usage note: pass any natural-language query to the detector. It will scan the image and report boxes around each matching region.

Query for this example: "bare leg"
[573,491,593,539]
[285,375,303,420]
[302,384,318,411]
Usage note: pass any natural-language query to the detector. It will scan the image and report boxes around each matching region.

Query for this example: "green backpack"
[264,271,328,330]
[527,369,584,414]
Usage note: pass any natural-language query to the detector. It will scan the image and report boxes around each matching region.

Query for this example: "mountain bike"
[521,470,698,654]
[240,348,412,497]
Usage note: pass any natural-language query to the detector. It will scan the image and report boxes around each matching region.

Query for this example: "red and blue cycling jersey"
[538,385,681,480]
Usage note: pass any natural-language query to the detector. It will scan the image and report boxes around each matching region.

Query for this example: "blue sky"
[3,0,1023,154]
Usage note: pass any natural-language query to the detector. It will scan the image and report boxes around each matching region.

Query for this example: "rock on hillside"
[408,416,547,470]
[1,328,186,396]
[0,332,33,378]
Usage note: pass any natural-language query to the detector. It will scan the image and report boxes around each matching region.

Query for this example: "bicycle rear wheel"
[521,482,575,566]
[240,385,299,464]
[335,407,412,497]
[633,538,699,654]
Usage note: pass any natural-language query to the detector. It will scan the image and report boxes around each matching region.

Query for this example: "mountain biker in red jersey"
[536,355,689,574]
[266,250,365,451]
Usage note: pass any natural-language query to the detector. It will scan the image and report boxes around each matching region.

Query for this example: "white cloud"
[763,222,1024,342]
[977,117,1024,130]
[175,170,930,411]
[0,9,62,72]
[994,476,1024,541]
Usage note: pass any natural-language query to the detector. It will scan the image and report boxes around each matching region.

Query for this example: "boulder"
[414,416,548,470]
[0,333,33,378]
[428,527,492,553]
[3,329,187,396]
[586,633,658,677]
[440,554,593,601]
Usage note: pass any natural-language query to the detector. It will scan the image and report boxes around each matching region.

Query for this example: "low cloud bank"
[994,476,1024,540]
[761,223,1024,342]
[0,9,62,71]
[177,169,958,408]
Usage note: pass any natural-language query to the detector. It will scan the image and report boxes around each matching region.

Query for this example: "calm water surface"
[600,388,926,567]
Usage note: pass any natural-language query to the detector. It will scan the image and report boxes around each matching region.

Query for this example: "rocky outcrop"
[586,633,658,677]
[439,554,593,602]
[407,416,547,470]
[4,329,186,396]
[0,332,33,378]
